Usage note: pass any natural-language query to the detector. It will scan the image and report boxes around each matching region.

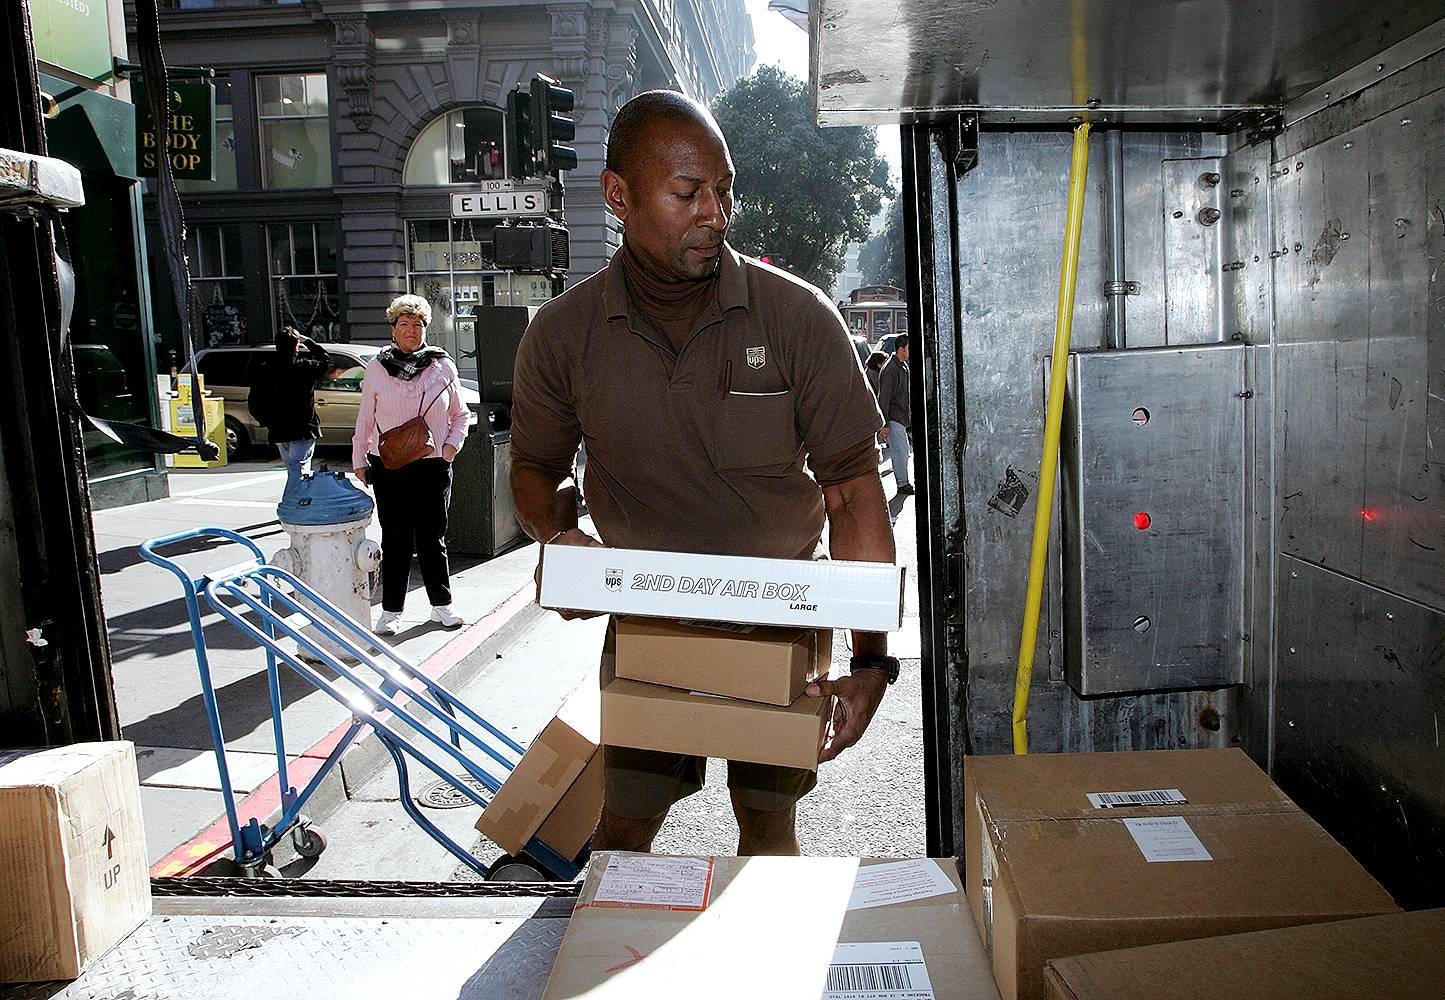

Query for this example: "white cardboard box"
[539,545,906,632]
[0,742,151,983]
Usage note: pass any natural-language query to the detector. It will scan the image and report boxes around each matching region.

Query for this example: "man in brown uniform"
[510,90,898,856]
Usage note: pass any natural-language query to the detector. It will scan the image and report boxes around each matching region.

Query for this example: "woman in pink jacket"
[352,294,469,635]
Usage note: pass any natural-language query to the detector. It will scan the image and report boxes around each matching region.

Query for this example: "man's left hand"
[807,670,889,763]
[442,444,458,462]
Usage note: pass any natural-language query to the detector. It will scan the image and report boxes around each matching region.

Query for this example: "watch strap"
[849,653,900,685]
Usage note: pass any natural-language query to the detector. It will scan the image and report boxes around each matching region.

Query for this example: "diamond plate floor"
[1,903,569,1000]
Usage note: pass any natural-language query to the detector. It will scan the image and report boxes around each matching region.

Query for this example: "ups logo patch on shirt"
[746,346,766,369]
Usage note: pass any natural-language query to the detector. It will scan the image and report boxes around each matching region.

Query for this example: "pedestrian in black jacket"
[248,325,329,496]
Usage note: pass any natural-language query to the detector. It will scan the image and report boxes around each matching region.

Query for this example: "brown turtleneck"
[618,240,718,354]
[616,239,880,487]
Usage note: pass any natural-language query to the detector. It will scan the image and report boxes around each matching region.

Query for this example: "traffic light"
[529,74,577,175]
[494,220,570,275]
[504,88,535,179]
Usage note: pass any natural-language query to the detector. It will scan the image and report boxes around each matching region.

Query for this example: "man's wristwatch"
[849,654,901,685]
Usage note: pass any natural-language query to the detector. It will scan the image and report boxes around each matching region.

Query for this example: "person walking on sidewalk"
[877,335,913,495]
[352,294,470,636]
[864,349,887,398]
[509,90,899,858]
[248,324,329,496]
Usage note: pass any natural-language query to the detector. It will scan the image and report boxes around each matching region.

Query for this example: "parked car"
[194,343,479,456]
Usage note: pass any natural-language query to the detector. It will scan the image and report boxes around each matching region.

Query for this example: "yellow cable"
[1012,123,1091,755]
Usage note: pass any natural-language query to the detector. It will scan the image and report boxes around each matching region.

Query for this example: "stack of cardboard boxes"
[604,618,833,770]
[963,748,1401,1000]
[475,545,906,863]
[542,544,907,772]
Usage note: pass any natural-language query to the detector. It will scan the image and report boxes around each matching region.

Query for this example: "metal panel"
[811,0,1444,125]
[1161,157,1226,344]
[0,906,570,1000]
[1274,556,1445,908]
[934,129,1240,765]
[1061,345,1247,695]
[1273,86,1445,608]
[1272,119,1371,580]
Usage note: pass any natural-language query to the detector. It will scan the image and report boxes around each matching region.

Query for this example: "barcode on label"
[1086,788,1188,808]
[679,619,757,634]
[826,963,914,992]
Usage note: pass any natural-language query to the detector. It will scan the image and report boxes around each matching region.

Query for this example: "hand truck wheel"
[487,854,551,882]
[292,825,327,859]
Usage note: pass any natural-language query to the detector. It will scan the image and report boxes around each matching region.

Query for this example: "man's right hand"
[353,467,368,485]
[879,425,891,441]
[537,528,605,620]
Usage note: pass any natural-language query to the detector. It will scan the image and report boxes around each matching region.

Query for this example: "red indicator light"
[1133,511,1152,530]
[1361,508,1379,522]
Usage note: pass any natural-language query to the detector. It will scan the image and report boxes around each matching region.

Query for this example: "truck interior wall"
[1259,47,1445,908]
[909,41,1445,903]
[918,127,1242,766]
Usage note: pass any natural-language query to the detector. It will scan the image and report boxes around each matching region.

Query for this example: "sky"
[743,0,902,196]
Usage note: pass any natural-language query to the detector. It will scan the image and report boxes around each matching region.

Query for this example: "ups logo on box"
[605,568,624,592]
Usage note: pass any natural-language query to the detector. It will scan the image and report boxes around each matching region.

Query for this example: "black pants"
[369,455,452,612]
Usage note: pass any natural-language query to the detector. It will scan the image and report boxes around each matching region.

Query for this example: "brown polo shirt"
[511,244,884,559]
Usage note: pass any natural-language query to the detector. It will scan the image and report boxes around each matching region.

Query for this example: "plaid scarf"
[378,344,447,382]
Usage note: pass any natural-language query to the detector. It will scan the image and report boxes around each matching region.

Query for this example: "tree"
[712,65,894,292]
[859,197,904,288]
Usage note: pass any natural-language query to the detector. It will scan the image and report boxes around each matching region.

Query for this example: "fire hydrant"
[273,469,381,663]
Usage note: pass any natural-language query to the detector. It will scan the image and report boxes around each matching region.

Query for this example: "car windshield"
[322,347,379,390]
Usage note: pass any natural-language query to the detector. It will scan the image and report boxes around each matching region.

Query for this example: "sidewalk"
[92,457,542,868]
[98,454,924,879]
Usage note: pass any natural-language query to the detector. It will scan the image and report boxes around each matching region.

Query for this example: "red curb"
[150,581,537,877]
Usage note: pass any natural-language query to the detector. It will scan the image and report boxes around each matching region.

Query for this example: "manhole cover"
[417,775,491,809]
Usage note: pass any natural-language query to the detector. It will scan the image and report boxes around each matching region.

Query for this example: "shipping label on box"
[540,545,905,632]
[0,742,151,984]
[615,617,832,705]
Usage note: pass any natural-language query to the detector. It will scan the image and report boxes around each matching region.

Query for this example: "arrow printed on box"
[102,826,117,859]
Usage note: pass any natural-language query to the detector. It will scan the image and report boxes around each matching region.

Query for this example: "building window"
[188,224,247,346]
[269,222,342,341]
[175,76,235,191]
[257,73,331,189]
[403,107,507,185]
[406,218,551,369]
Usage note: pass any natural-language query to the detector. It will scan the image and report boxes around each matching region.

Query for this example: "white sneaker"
[430,605,465,629]
[374,610,403,636]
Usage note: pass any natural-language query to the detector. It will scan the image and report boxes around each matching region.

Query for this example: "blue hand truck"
[140,526,587,881]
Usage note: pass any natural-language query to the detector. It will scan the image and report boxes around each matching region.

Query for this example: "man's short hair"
[606,90,720,180]
[894,334,910,352]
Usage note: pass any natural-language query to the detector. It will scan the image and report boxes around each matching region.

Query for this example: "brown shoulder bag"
[377,386,446,470]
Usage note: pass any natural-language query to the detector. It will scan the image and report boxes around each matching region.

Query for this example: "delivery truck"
[1,0,1442,995]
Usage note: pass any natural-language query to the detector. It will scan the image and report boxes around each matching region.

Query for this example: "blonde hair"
[386,293,431,327]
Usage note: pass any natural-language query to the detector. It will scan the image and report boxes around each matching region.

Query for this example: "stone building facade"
[139,0,753,356]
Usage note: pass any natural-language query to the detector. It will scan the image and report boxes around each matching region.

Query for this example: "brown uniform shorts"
[599,620,818,818]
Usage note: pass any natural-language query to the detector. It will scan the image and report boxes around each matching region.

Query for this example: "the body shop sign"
[135,82,214,180]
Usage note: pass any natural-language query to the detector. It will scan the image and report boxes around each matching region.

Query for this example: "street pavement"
[96,449,923,879]
[93,452,540,867]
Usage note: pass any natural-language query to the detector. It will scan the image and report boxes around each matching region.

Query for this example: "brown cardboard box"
[533,747,603,861]
[476,682,599,858]
[614,616,831,705]
[602,674,830,771]
[0,743,151,983]
[542,853,1000,1000]
[963,749,1397,1000]
[1043,908,1445,999]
